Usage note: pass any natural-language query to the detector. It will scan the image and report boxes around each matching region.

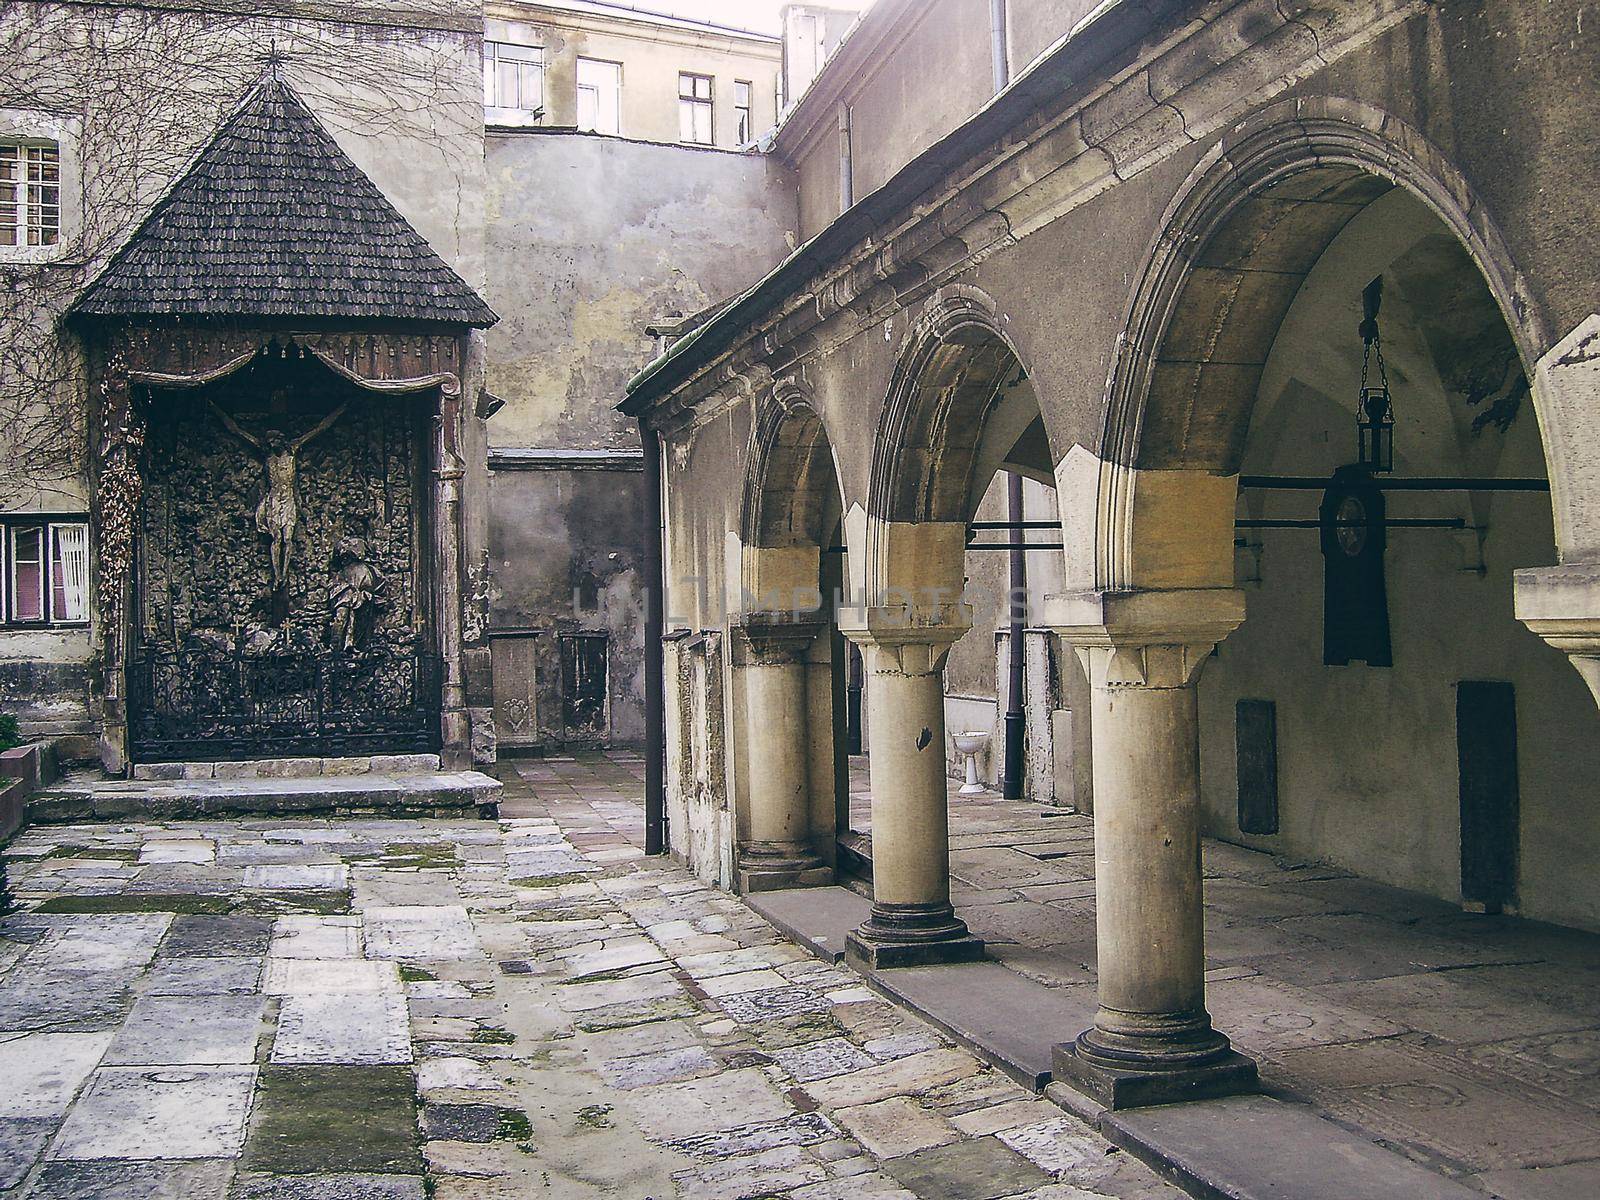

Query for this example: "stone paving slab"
[1103,1094,1485,1200]
[271,991,412,1065]
[52,1066,258,1160]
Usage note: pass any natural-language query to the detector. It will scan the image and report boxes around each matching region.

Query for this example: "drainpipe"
[640,418,666,856]
[838,104,854,212]
[1003,470,1027,800]
[990,0,1010,93]
[991,2,1025,802]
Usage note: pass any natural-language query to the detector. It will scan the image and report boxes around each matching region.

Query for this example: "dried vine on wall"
[0,2,481,507]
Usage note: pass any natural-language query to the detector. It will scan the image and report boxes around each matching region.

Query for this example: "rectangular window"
[2,518,88,626]
[10,526,44,623]
[50,523,89,623]
[0,143,61,248]
[733,80,753,144]
[483,41,545,117]
[577,58,622,136]
[679,72,714,145]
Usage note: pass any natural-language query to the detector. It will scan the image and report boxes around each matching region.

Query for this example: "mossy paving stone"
[241,1066,422,1175]
[32,893,234,915]
[228,1171,426,1199]
[164,914,275,958]
[881,1135,1052,1200]
[26,1159,233,1199]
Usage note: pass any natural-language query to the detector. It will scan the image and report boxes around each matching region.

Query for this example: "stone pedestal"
[1048,589,1256,1108]
[734,614,831,893]
[841,608,984,969]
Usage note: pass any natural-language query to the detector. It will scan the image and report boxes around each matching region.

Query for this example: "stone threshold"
[745,884,1482,1200]
[132,753,442,781]
[27,770,501,823]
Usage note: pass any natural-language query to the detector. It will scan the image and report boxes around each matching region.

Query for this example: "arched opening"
[734,391,852,893]
[1061,110,1600,1125]
[844,292,1067,966]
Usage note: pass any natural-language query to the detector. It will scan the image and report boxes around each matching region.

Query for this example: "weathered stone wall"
[0,1,491,745]
[483,130,796,748]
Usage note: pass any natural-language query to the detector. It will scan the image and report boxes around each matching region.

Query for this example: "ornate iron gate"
[127,647,441,762]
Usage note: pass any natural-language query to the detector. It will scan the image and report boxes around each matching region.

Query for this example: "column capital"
[1044,589,1246,690]
[837,603,973,675]
[1515,564,1600,706]
[730,610,826,666]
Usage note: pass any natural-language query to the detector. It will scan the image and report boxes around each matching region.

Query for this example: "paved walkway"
[0,754,1182,1200]
[846,761,1600,1198]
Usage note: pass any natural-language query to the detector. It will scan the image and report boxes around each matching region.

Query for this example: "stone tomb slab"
[625,1067,792,1140]
[23,914,172,971]
[0,1118,56,1188]
[272,990,412,1065]
[244,865,350,892]
[0,1031,114,1117]
[0,968,132,1033]
[881,1134,1052,1200]
[1270,1039,1600,1171]
[105,995,268,1066]
[52,1065,257,1160]
[25,1159,234,1199]
[227,1172,426,1200]
[270,915,363,960]
[161,914,274,958]
[144,955,263,996]
[241,1065,422,1175]
[264,958,401,995]
[771,1036,877,1084]
[362,905,478,960]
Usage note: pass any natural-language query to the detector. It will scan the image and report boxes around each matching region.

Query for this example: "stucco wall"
[484,130,795,747]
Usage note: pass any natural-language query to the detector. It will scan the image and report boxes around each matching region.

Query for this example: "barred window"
[734,80,753,144]
[0,143,60,248]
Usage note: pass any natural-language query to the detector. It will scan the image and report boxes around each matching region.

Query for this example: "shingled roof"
[73,76,497,327]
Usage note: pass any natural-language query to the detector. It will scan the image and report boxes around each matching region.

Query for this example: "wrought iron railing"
[128,646,441,762]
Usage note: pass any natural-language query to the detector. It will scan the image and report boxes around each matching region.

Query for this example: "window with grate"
[0,143,60,248]
[679,72,714,145]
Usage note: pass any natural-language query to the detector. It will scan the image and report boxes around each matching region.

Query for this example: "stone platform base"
[1052,1043,1258,1110]
[27,770,500,823]
[737,864,834,894]
[845,929,987,969]
[132,753,442,782]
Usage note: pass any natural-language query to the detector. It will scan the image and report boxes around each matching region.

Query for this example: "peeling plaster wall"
[483,130,795,748]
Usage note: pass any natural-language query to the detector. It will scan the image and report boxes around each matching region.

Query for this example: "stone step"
[27,770,500,823]
[132,753,442,781]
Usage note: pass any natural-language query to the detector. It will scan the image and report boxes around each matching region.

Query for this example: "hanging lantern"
[1357,276,1394,473]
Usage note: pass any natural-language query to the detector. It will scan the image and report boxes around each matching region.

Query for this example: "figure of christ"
[207,398,352,591]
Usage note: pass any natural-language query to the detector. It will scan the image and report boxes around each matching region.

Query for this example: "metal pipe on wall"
[990,0,1010,92]
[640,418,666,856]
[1003,470,1026,800]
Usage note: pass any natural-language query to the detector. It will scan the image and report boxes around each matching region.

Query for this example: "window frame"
[678,71,716,146]
[576,57,624,136]
[733,80,753,144]
[0,515,90,629]
[0,140,61,250]
[483,40,546,121]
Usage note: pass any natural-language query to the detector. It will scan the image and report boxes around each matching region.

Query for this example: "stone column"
[734,613,831,892]
[840,608,984,968]
[433,377,471,769]
[1048,589,1257,1108]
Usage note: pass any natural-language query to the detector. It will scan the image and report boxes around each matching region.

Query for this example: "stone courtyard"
[0,754,1182,1200]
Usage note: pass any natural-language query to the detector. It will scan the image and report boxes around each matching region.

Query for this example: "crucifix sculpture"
[207,398,350,593]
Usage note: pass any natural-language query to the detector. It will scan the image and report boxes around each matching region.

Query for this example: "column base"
[844,901,986,969]
[1052,1036,1258,1110]
[737,843,831,894]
